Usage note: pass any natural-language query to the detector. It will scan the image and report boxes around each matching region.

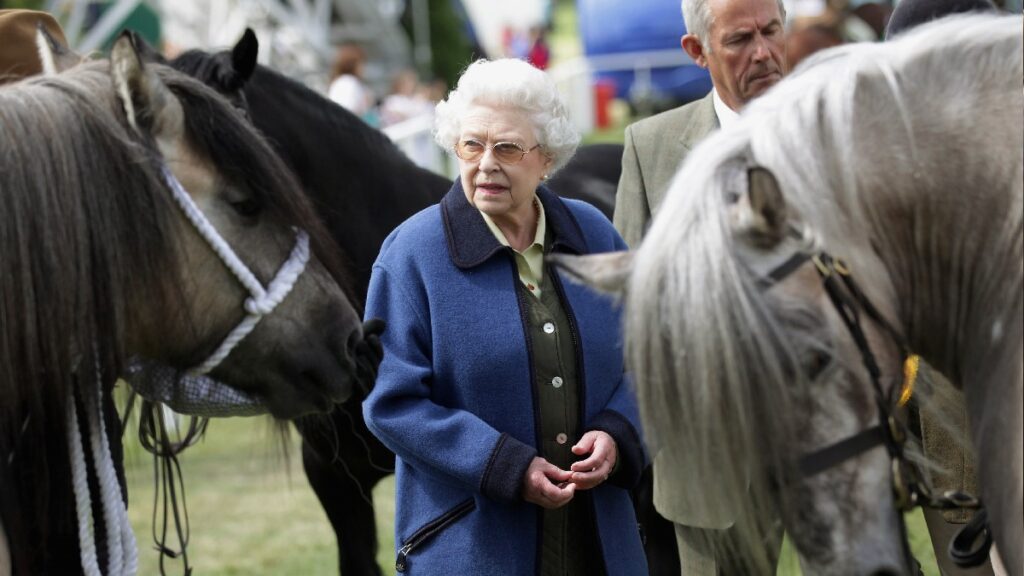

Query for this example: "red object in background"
[594,79,616,129]
[528,40,550,70]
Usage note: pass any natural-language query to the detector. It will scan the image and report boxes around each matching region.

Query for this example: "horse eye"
[229,197,263,218]
[805,349,833,381]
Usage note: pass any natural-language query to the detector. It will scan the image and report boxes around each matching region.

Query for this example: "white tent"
[46,0,415,93]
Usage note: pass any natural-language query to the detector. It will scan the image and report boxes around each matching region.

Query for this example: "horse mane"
[627,14,1021,571]
[0,61,185,570]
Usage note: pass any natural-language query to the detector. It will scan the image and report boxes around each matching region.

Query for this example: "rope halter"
[160,166,311,375]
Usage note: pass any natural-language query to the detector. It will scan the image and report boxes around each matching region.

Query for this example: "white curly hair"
[433,58,580,174]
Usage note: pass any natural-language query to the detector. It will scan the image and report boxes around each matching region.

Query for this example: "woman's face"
[456,103,552,224]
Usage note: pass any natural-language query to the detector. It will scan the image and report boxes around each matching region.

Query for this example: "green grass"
[123,415,394,575]
[122,409,939,575]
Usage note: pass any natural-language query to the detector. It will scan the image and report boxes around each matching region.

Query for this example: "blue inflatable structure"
[578,0,711,104]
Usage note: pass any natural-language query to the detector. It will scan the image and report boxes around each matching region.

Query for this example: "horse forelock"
[628,13,1022,569]
[0,61,189,567]
[159,67,358,303]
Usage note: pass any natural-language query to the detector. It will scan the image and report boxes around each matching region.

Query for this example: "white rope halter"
[68,166,311,576]
[160,166,311,375]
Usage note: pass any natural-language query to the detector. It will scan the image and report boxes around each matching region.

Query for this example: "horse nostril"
[345,328,360,359]
[869,570,902,576]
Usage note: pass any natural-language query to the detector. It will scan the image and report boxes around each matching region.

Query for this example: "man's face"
[697,0,787,111]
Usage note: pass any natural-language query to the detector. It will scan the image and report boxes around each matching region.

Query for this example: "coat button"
[556,433,568,445]
[551,376,563,388]
[543,322,555,334]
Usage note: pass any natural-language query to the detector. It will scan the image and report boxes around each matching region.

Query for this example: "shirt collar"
[480,199,546,253]
[712,88,740,129]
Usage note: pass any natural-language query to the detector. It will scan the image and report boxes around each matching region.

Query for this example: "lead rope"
[68,394,101,576]
[69,375,138,576]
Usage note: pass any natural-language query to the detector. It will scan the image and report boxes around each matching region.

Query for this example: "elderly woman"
[363,58,647,575]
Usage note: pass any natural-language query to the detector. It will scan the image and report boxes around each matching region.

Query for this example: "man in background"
[614,0,787,571]
[613,0,786,248]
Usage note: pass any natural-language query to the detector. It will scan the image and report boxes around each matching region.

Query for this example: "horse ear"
[110,32,184,145]
[35,22,82,74]
[230,28,259,86]
[125,29,167,64]
[733,166,788,248]
[549,251,634,297]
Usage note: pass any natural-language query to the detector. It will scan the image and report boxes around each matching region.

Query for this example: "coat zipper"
[395,498,476,572]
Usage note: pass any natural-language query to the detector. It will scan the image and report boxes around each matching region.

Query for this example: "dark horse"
[0,34,367,574]
[166,32,684,576]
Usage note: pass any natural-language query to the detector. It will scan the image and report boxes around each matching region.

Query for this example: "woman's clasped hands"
[521,430,618,509]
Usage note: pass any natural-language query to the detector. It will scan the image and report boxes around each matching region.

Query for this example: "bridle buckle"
[891,459,914,510]
[887,415,906,445]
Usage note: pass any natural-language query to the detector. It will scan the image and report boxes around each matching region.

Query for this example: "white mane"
[627,13,1022,571]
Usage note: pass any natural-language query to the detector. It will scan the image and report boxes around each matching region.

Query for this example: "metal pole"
[77,0,143,51]
[411,0,432,78]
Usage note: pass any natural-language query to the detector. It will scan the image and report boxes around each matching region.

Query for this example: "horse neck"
[246,68,448,295]
[856,99,1023,388]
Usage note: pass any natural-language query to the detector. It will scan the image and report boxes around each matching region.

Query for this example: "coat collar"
[441,179,588,269]
[677,91,719,150]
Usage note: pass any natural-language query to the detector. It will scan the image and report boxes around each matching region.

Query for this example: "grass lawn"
[123,414,394,575]
[122,408,939,575]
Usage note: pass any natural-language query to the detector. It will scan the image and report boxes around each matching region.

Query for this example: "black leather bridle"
[760,249,992,570]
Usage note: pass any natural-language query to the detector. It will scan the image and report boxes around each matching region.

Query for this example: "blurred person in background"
[502,25,531,60]
[419,77,449,103]
[380,68,433,127]
[363,57,648,576]
[785,18,842,69]
[613,0,787,572]
[527,26,551,70]
[328,42,376,123]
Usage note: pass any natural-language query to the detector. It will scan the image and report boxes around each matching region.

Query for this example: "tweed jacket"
[613,92,718,248]
[613,92,726,529]
[363,182,648,575]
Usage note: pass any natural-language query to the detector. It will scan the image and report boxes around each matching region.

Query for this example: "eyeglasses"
[454,139,543,164]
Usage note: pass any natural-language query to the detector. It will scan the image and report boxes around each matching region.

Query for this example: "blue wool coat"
[363,182,648,575]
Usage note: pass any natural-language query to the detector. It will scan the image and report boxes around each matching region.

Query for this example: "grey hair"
[681,0,786,54]
[433,58,580,173]
[630,14,1021,572]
